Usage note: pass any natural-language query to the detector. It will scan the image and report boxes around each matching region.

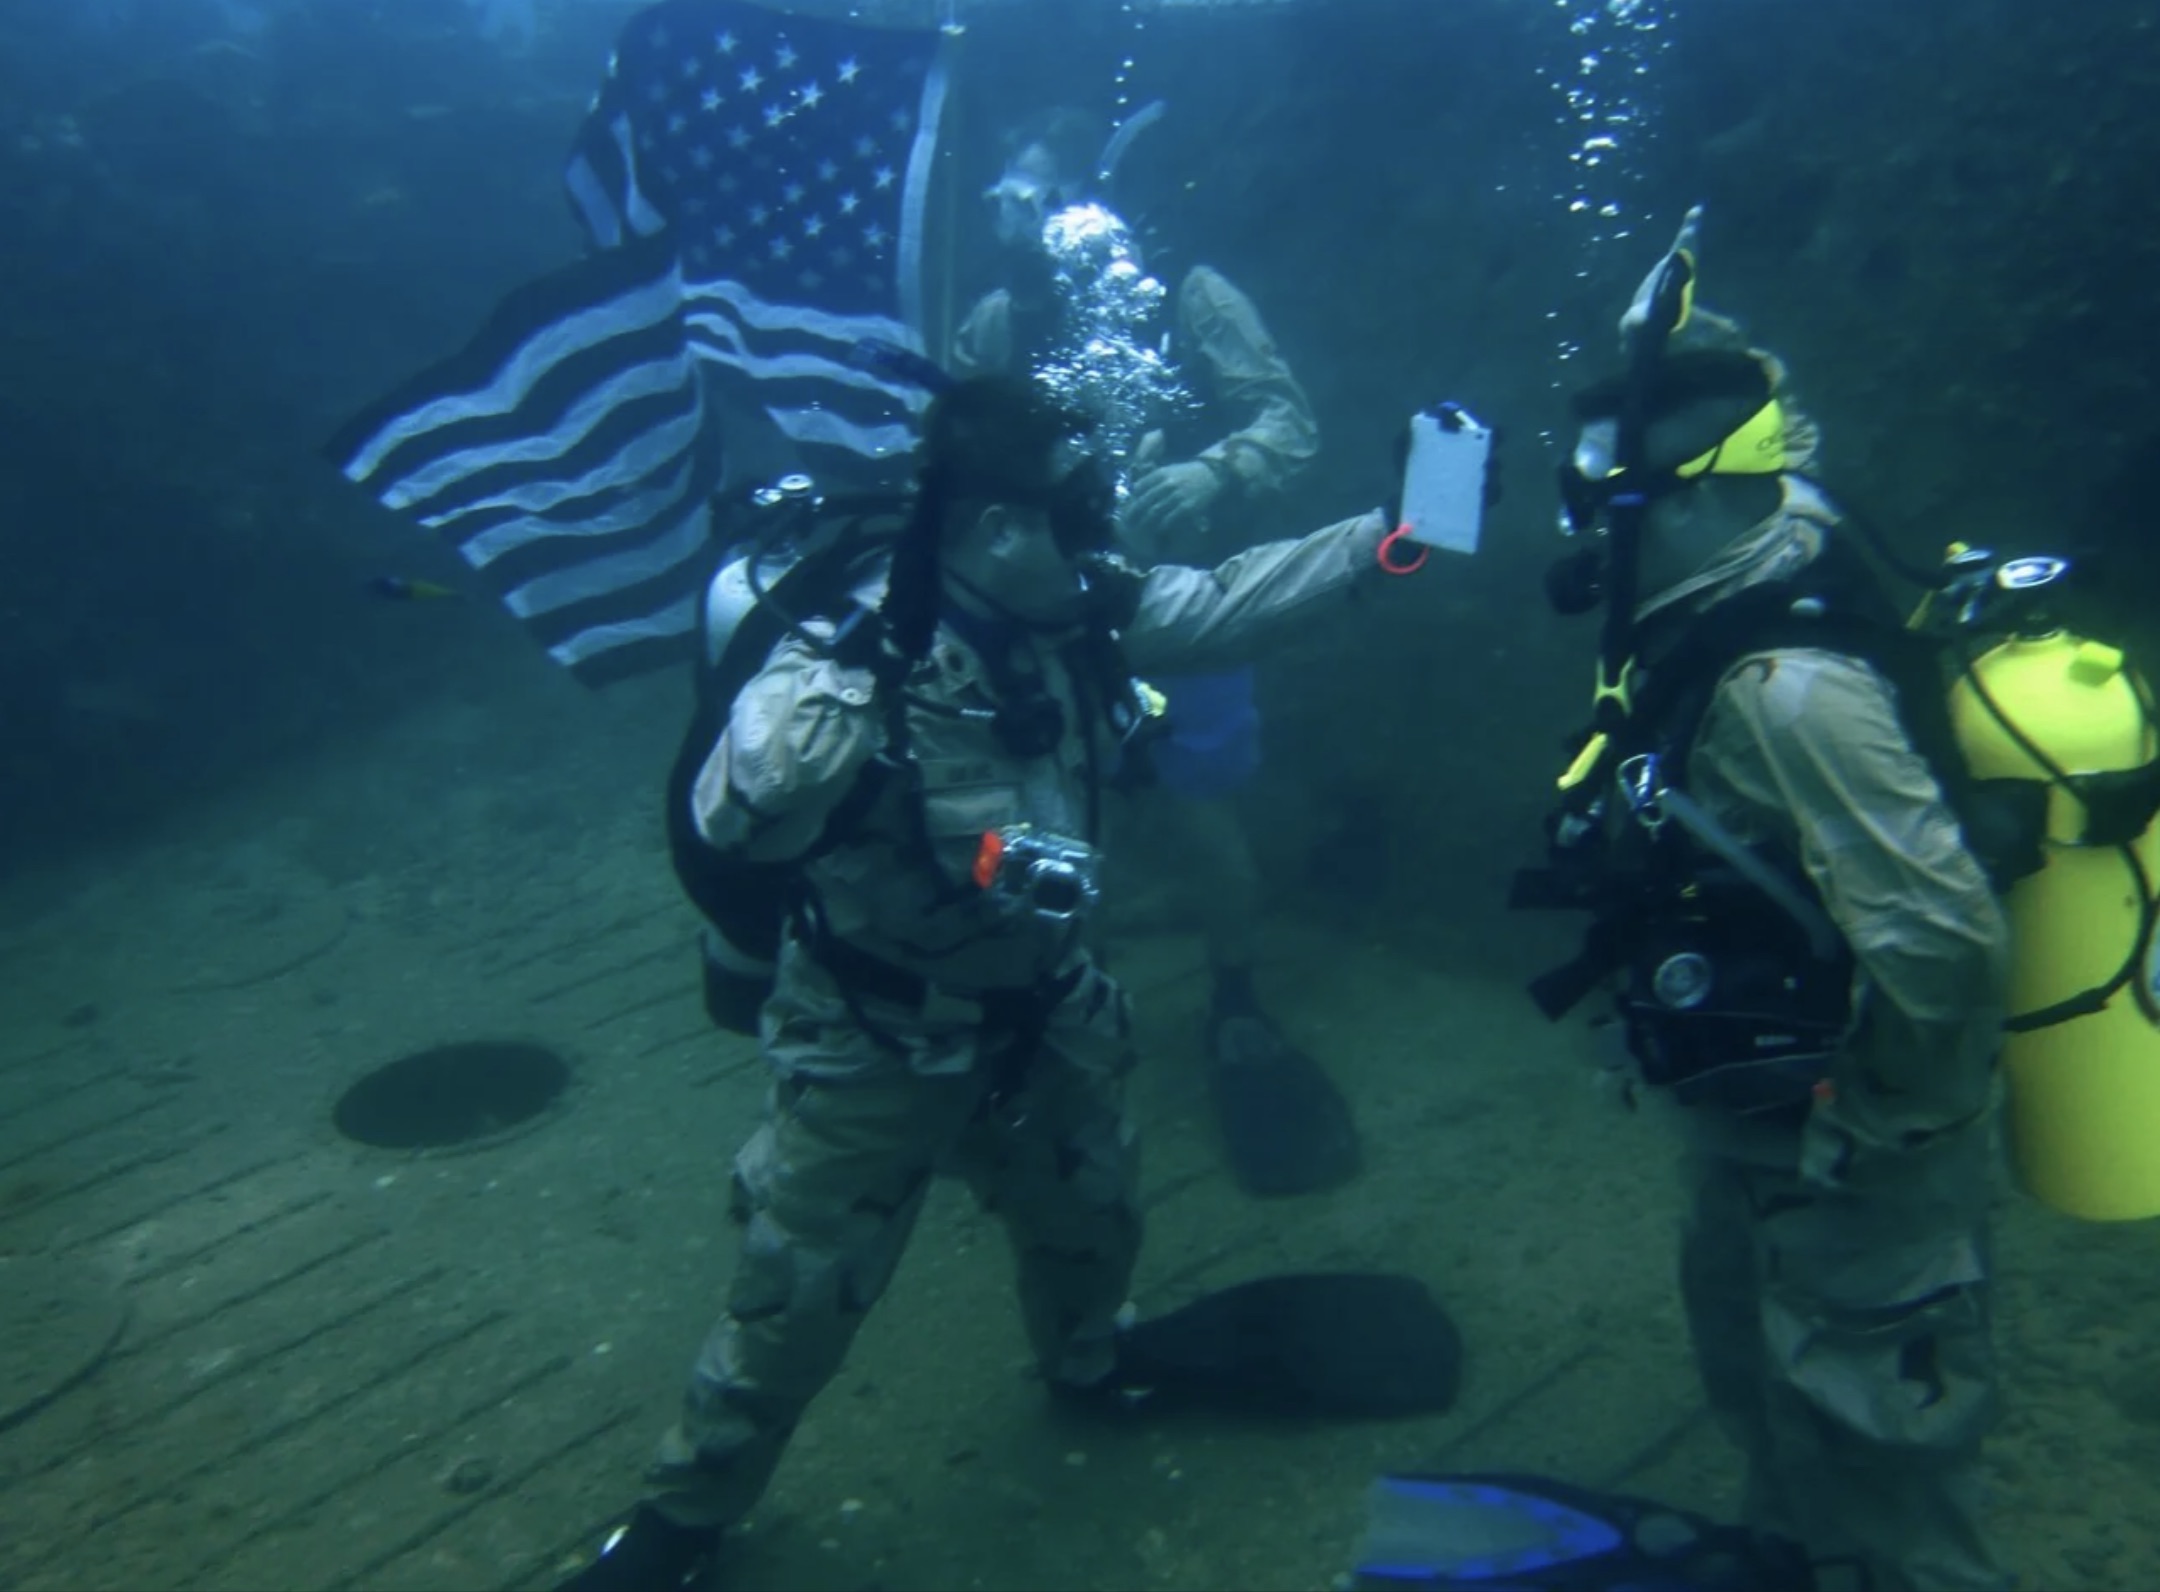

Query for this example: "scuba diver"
[1513,210,2013,1592]
[558,374,1451,1592]
[955,104,1360,1199]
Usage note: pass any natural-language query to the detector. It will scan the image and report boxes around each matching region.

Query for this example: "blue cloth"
[1150,668,1262,798]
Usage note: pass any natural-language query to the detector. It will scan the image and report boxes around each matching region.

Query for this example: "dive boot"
[555,1503,719,1592]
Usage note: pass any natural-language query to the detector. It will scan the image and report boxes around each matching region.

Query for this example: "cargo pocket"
[725,1113,799,1324]
[1770,1272,1996,1459]
[1761,1129,1997,1461]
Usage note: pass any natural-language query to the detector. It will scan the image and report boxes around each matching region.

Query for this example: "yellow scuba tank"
[1949,626,2160,1220]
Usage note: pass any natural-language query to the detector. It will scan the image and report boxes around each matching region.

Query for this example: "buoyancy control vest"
[1511,527,2046,1119]
[664,479,1163,1037]
[664,481,912,1035]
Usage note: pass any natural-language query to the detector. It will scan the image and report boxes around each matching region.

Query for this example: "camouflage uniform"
[648,511,1388,1531]
[954,264,1318,979]
[1646,484,2011,1592]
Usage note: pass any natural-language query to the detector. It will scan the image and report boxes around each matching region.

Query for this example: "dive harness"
[1517,531,2160,1117]
[665,475,1164,1114]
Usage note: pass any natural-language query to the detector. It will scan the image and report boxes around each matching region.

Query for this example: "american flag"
[330,0,951,685]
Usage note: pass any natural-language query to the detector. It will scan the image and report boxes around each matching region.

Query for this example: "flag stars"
[782,181,806,205]
[872,165,896,190]
[801,82,824,109]
[700,87,723,112]
[770,236,794,261]
[748,203,771,226]
[690,145,714,170]
[763,103,786,129]
[854,134,877,159]
[863,221,889,250]
[681,54,703,79]
[776,41,798,71]
[818,159,839,182]
[727,125,751,150]
[715,29,737,55]
[837,57,860,85]
[804,215,825,238]
[666,111,688,135]
[714,223,736,247]
[739,66,763,92]
[888,107,911,133]
[838,191,860,215]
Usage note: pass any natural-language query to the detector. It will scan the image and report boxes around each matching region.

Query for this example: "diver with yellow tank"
[1507,204,2153,1591]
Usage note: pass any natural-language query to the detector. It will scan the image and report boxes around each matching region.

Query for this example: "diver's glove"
[1123,459,1226,557]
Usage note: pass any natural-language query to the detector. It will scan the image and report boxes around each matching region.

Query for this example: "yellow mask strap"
[1672,396,1786,481]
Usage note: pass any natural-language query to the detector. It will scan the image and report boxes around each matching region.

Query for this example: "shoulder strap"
[1632,529,1945,779]
[1636,531,2057,900]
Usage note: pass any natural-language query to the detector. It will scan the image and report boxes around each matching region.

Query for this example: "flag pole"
[931,0,966,367]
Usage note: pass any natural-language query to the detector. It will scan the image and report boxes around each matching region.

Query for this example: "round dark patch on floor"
[334,1041,570,1151]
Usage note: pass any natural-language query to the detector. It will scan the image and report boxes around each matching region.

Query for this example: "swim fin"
[1352,1473,1820,1591]
[1207,1010,1361,1197]
[1109,1272,1461,1418]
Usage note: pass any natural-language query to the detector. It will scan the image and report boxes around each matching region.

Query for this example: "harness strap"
[796,907,1088,1107]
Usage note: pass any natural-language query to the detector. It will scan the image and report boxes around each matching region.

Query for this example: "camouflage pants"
[645,946,1142,1532]
[1679,1107,2005,1592]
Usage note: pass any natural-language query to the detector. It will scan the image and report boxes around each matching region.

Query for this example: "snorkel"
[1558,206,1701,795]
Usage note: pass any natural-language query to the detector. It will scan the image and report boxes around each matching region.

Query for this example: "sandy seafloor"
[3,649,2160,1592]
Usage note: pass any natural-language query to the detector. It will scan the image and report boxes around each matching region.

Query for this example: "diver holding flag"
[558,372,1480,1592]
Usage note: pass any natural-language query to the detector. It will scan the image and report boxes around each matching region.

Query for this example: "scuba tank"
[1937,553,2160,1220]
[664,476,912,1035]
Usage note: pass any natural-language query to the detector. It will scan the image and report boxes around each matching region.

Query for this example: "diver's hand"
[1123,460,1224,559]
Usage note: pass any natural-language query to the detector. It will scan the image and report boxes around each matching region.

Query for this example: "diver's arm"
[1179,265,1320,500]
[691,638,884,862]
[1121,510,1387,673]
[1703,650,2011,1121]
[949,290,1014,378]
